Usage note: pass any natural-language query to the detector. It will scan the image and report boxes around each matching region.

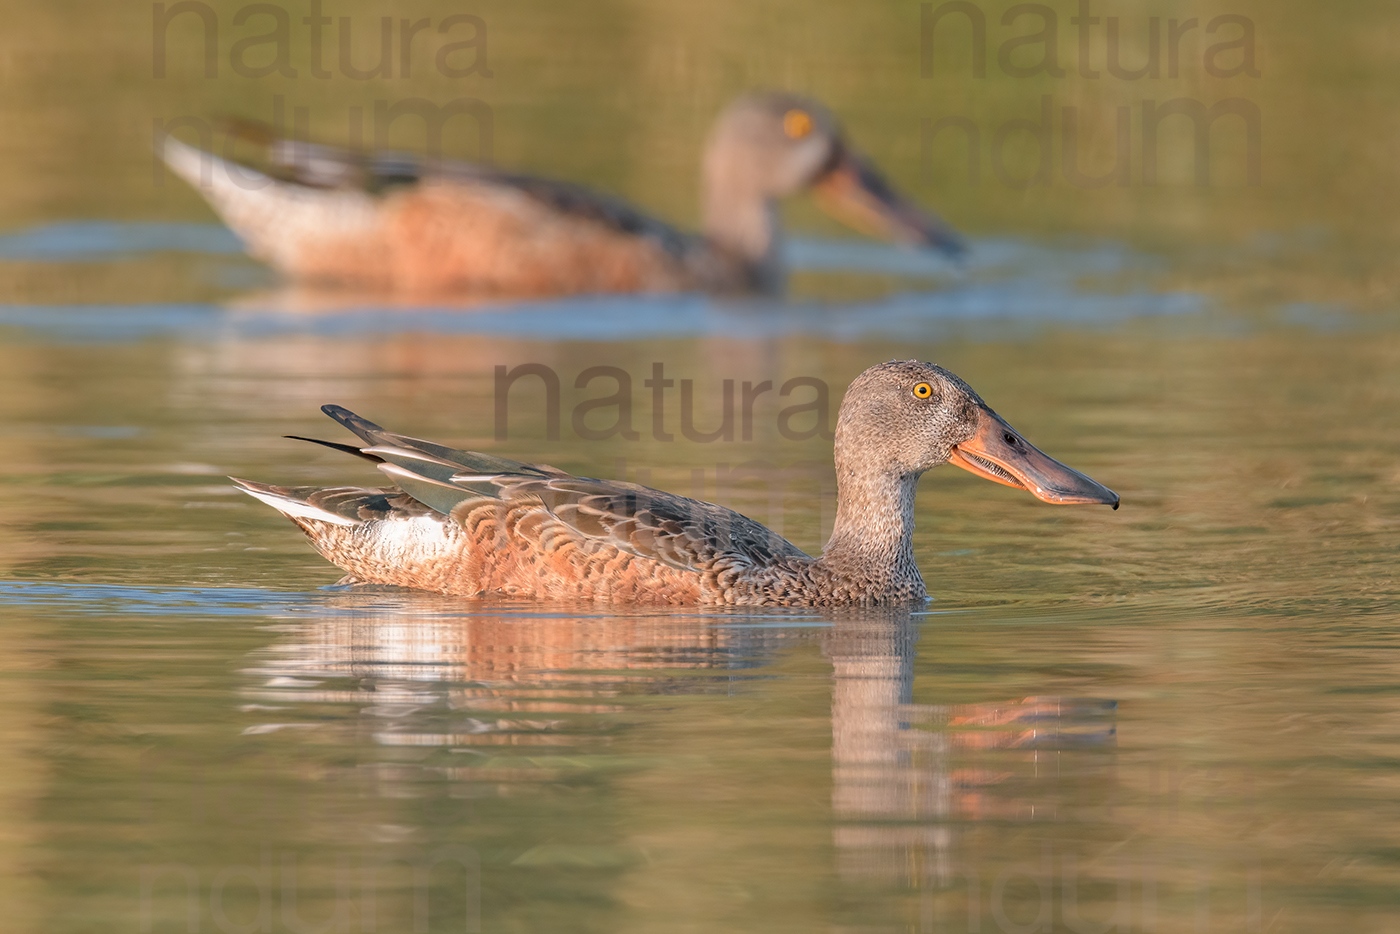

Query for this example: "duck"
[233,361,1117,606]
[161,92,964,296]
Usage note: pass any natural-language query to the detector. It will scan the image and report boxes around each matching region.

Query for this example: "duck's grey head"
[835,361,1119,508]
[701,92,965,263]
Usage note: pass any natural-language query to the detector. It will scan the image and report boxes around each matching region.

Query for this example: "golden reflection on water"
[207,599,1297,933]
[239,602,1122,931]
[18,574,1397,932]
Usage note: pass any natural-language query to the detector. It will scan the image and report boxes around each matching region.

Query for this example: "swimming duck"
[162,93,964,296]
[234,361,1116,606]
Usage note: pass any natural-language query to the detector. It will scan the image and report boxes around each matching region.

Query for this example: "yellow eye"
[912,381,934,399]
[783,109,813,140]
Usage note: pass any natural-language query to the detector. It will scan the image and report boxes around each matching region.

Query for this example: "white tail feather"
[237,486,359,527]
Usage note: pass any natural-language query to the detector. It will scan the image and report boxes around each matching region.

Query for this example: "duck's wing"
[514,476,810,573]
[297,405,809,572]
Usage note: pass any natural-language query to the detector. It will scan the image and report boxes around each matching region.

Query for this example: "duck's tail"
[231,478,363,528]
[231,477,471,592]
[158,131,384,278]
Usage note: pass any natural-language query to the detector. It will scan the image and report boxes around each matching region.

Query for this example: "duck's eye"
[783,109,814,140]
[912,381,934,400]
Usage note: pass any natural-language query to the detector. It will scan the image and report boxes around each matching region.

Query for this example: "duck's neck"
[818,458,922,589]
[701,176,783,292]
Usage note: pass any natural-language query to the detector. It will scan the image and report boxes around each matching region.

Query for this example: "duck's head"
[835,361,1119,508]
[701,92,965,268]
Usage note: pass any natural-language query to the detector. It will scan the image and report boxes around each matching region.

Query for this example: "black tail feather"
[284,435,384,463]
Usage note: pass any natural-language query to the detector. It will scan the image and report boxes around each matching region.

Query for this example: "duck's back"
[163,133,747,295]
[235,405,813,604]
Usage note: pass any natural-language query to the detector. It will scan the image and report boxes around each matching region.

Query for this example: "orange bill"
[947,404,1119,508]
[812,147,966,259]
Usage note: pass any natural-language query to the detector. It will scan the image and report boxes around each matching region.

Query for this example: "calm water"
[3,1,1400,932]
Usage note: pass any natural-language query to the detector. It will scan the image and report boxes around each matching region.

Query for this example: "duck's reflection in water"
[824,613,1117,909]
[243,593,811,789]
[243,596,1115,914]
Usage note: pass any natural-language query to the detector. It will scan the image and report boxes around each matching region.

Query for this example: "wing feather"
[522,476,808,572]
[309,405,809,572]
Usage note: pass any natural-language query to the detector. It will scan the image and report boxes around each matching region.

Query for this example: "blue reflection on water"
[0,221,244,260]
[0,288,1202,343]
[0,221,1207,342]
[0,579,850,628]
[0,579,311,616]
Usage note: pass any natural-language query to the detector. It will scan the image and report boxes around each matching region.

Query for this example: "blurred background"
[1,1,1399,932]
[2,0,1393,307]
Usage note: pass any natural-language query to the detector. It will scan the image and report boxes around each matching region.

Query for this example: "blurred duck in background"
[162,92,964,297]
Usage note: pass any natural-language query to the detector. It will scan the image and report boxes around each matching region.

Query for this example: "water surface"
[2,265,1397,932]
